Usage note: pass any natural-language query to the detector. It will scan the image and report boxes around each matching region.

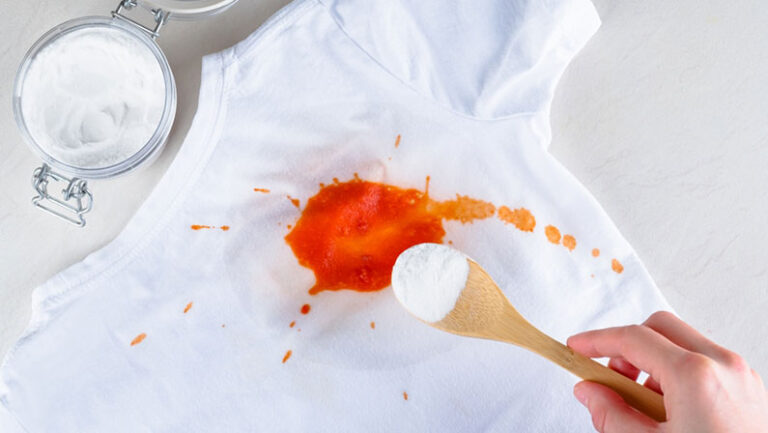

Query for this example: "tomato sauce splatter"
[183,302,193,313]
[253,188,270,193]
[545,225,561,244]
[130,333,146,346]
[287,196,300,209]
[370,321,376,329]
[395,134,401,148]
[282,350,292,363]
[300,304,311,315]
[403,391,408,401]
[289,321,296,328]
[498,206,535,232]
[592,248,600,257]
[612,259,624,274]
[285,177,495,295]
[190,225,229,231]
[562,235,576,251]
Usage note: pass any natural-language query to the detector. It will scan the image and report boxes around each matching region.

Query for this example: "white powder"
[21,26,165,169]
[391,243,470,323]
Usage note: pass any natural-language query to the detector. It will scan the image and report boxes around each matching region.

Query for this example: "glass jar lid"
[138,0,239,20]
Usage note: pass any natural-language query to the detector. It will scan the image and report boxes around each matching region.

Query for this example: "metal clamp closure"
[31,164,93,227]
[112,0,170,39]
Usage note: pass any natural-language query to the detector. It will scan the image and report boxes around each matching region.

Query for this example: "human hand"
[567,311,768,433]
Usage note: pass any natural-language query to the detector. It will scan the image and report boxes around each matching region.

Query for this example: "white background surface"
[1,0,766,386]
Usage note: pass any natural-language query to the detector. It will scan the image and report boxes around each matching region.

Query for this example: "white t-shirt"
[0,0,670,431]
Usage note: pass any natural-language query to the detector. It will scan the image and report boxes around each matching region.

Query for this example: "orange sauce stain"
[221,324,226,328]
[253,188,270,193]
[130,333,146,346]
[370,321,376,329]
[220,225,230,231]
[497,206,536,232]
[287,195,300,209]
[562,235,576,251]
[282,350,292,363]
[592,248,600,257]
[300,304,311,315]
[286,225,293,229]
[395,134,401,148]
[612,259,624,274]
[427,195,495,224]
[447,240,453,245]
[183,302,193,313]
[289,321,296,328]
[545,225,561,244]
[403,391,408,401]
[190,224,212,230]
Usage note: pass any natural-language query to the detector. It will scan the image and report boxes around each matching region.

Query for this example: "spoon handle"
[524,328,666,422]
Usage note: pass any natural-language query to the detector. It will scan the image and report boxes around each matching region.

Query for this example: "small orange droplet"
[183,302,193,313]
[612,259,624,274]
[562,235,576,251]
[395,134,401,148]
[289,321,296,328]
[287,196,300,209]
[221,324,226,328]
[286,224,293,229]
[592,248,600,257]
[403,391,408,401]
[370,321,375,329]
[130,333,146,346]
[498,206,536,232]
[447,240,453,245]
[253,188,270,193]
[282,350,292,363]
[545,225,561,244]
[190,225,212,230]
[425,176,431,195]
[301,304,311,315]
[220,225,230,231]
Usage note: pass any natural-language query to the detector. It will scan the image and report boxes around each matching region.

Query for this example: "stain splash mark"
[183,302,193,314]
[370,321,376,329]
[282,350,292,364]
[562,235,576,251]
[221,324,226,328]
[403,391,409,401]
[130,333,146,346]
[287,195,300,209]
[498,206,535,232]
[395,134,401,148]
[545,225,561,244]
[253,188,270,193]
[592,248,600,258]
[289,321,296,328]
[611,259,624,274]
[300,304,311,315]
[190,225,229,231]
[285,176,495,295]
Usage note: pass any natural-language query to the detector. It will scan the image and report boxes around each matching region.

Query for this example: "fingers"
[643,311,728,361]
[574,381,660,433]
[608,357,640,381]
[568,324,687,383]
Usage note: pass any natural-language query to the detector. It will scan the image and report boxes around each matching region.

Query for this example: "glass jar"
[12,0,238,227]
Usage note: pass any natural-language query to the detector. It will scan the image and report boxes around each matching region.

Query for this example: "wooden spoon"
[428,259,666,422]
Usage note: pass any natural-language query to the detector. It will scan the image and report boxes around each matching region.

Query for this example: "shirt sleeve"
[319,0,600,119]
[0,402,28,433]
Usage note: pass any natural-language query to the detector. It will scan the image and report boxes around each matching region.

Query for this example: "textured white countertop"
[1,0,766,383]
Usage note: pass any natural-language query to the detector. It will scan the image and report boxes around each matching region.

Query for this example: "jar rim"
[13,16,177,179]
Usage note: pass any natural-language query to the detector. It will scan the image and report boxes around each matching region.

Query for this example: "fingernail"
[574,384,588,406]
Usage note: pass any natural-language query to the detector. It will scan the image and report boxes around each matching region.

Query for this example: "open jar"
[12,0,238,227]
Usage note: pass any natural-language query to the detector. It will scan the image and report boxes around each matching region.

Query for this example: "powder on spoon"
[391,243,469,323]
[21,26,166,168]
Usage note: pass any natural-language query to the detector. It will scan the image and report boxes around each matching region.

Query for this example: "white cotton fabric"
[0,0,671,431]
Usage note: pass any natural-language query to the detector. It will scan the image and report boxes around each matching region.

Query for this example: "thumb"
[574,381,660,433]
